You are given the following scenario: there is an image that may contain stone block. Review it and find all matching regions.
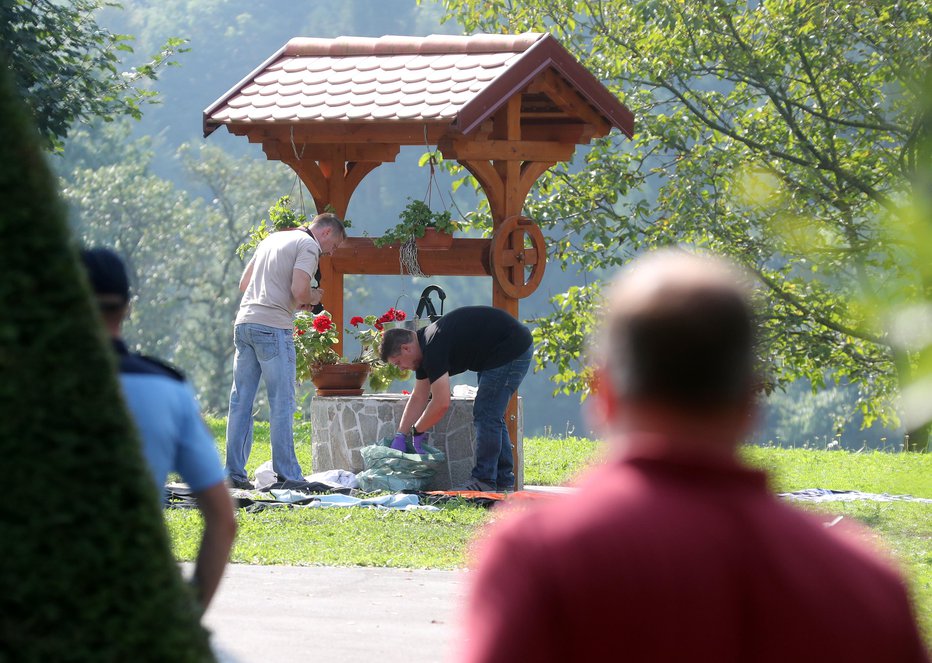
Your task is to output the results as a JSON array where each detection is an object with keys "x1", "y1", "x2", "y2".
[{"x1": 310, "y1": 394, "x2": 523, "y2": 490}]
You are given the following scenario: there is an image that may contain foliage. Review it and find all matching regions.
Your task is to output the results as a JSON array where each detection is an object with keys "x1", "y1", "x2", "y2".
[
  {"x1": 236, "y1": 195, "x2": 306, "y2": 259},
  {"x1": 347, "y1": 308, "x2": 412, "y2": 391},
  {"x1": 174, "y1": 145, "x2": 296, "y2": 412},
  {"x1": 294, "y1": 311, "x2": 341, "y2": 378},
  {"x1": 62, "y1": 134, "x2": 295, "y2": 413},
  {"x1": 62, "y1": 143, "x2": 206, "y2": 358},
  {"x1": 523, "y1": 434, "x2": 605, "y2": 486},
  {"x1": 0, "y1": 0, "x2": 187, "y2": 152},
  {"x1": 0, "y1": 55, "x2": 209, "y2": 659},
  {"x1": 366, "y1": 361, "x2": 411, "y2": 392},
  {"x1": 530, "y1": 283, "x2": 602, "y2": 396},
  {"x1": 373, "y1": 198, "x2": 459, "y2": 247},
  {"x1": 439, "y1": 0, "x2": 932, "y2": 444},
  {"x1": 754, "y1": 379, "x2": 902, "y2": 450},
  {"x1": 295, "y1": 309, "x2": 412, "y2": 389}
]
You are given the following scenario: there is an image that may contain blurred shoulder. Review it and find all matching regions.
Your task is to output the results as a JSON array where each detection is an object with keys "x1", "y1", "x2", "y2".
[{"x1": 119, "y1": 352, "x2": 185, "y2": 383}]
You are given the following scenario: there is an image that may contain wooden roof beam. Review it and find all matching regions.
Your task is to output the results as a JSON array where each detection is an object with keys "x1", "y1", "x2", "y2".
[
  {"x1": 437, "y1": 137, "x2": 574, "y2": 162},
  {"x1": 328, "y1": 237, "x2": 492, "y2": 276},
  {"x1": 263, "y1": 141, "x2": 400, "y2": 163},
  {"x1": 529, "y1": 69, "x2": 612, "y2": 138},
  {"x1": 227, "y1": 122, "x2": 452, "y2": 145}
]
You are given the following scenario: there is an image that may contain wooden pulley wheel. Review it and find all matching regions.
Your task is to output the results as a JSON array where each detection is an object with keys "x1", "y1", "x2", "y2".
[{"x1": 490, "y1": 215, "x2": 546, "y2": 298}]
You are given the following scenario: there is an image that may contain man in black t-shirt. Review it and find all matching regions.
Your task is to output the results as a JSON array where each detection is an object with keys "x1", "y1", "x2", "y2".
[{"x1": 379, "y1": 306, "x2": 533, "y2": 491}]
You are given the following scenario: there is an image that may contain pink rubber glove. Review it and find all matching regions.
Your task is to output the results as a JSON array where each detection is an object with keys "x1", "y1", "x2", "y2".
[{"x1": 390, "y1": 432, "x2": 407, "y2": 452}]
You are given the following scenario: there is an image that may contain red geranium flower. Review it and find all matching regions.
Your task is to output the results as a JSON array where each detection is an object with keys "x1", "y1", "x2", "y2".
[
  {"x1": 394, "y1": 310, "x2": 407, "y2": 321},
  {"x1": 296, "y1": 329, "x2": 306, "y2": 336},
  {"x1": 313, "y1": 314, "x2": 333, "y2": 333},
  {"x1": 374, "y1": 321, "x2": 384, "y2": 331},
  {"x1": 349, "y1": 316, "x2": 364, "y2": 327}
]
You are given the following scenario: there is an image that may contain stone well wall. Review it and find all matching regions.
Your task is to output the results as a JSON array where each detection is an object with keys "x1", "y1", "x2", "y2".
[{"x1": 309, "y1": 394, "x2": 523, "y2": 490}]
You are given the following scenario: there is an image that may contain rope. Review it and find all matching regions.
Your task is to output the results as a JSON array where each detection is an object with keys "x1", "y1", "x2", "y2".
[
  {"x1": 422, "y1": 125, "x2": 449, "y2": 213},
  {"x1": 290, "y1": 126, "x2": 308, "y2": 222},
  {"x1": 400, "y1": 238, "x2": 426, "y2": 277},
  {"x1": 421, "y1": 124, "x2": 476, "y2": 231}
]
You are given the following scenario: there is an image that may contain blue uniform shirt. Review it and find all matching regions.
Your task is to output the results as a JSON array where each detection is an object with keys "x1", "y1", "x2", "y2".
[{"x1": 114, "y1": 339, "x2": 224, "y2": 492}]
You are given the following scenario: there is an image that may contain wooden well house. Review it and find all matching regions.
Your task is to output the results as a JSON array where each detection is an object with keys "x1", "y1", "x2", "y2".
[{"x1": 204, "y1": 32, "x2": 633, "y2": 470}]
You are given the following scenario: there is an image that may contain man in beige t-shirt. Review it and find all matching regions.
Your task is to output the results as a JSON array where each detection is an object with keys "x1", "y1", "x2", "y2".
[{"x1": 225, "y1": 213, "x2": 346, "y2": 489}]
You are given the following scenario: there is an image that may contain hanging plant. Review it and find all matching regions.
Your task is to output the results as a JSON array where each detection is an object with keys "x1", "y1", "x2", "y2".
[
  {"x1": 235, "y1": 196, "x2": 305, "y2": 259},
  {"x1": 373, "y1": 198, "x2": 459, "y2": 248},
  {"x1": 236, "y1": 198, "x2": 350, "y2": 259}
]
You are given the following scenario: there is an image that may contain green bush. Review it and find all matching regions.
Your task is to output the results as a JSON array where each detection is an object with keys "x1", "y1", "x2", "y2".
[{"x1": 0, "y1": 59, "x2": 212, "y2": 660}]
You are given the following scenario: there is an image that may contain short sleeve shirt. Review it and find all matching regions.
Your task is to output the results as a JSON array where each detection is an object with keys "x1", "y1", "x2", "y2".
[
  {"x1": 414, "y1": 306, "x2": 532, "y2": 383},
  {"x1": 236, "y1": 229, "x2": 320, "y2": 329},
  {"x1": 115, "y1": 340, "x2": 224, "y2": 493}
]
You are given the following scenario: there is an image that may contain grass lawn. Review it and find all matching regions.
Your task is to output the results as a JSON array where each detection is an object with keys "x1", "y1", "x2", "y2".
[{"x1": 166, "y1": 416, "x2": 931, "y2": 643}]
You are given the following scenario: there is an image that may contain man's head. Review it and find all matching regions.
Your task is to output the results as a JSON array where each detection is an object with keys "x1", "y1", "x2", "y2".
[
  {"x1": 380, "y1": 328, "x2": 422, "y2": 371},
  {"x1": 80, "y1": 247, "x2": 130, "y2": 334},
  {"x1": 307, "y1": 213, "x2": 347, "y2": 255},
  {"x1": 591, "y1": 249, "x2": 757, "y2": 446}
]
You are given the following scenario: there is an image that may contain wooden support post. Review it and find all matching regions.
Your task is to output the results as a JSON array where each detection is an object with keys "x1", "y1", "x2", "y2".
[{"x1": 490, "y1": 95, "x2": 525, "y2": 489}]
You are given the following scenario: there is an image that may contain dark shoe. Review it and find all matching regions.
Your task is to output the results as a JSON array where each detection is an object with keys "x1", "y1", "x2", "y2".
[
  {"x1": 455, "y1": 478, "x2": 496, "y2": 492},
  {"x1": 227, "y1": 476, "x2": 254, "y2": 490}
]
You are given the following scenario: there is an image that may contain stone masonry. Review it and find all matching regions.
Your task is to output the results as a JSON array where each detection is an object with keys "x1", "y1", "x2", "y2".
[{"x1": 309, "y1": 394, "x2": 523, "y2": 490}]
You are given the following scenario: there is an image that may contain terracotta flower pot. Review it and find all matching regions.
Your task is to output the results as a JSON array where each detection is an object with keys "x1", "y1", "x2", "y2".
[
  {"x1": 310, "y1": 362, "x2": 370, "y2": 396},
  {"x1": 415, "y1": 227, "x2": 454, "y2": 250}
]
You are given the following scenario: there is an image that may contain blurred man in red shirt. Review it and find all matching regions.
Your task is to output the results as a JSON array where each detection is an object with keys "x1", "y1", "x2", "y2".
[{"x1": 459, "y1": 249, "x2": 929, "y2": 663}]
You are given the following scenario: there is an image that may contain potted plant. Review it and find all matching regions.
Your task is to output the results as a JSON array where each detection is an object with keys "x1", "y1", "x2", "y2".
[
  {"x1": 237, "y1": 197, "x2": 350, "y2": 259},
  {"x1": 293, "y1": 311, "x2": 363, "y2": 395},
  {"x1": 373, "y1": 198, "x2": 459, "y2": 250},
  {"x1": 348, "y1": 308, "x2": 412, "y2": 392},
  {"x1": 236, "y1": 196, "x2": 305, "y2": 259},
  {"x1": 294, "y1": 308, "x2": 411, "y2": 395}
]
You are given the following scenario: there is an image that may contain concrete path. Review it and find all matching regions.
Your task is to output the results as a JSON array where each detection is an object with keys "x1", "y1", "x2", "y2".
[{"x1": 200, "y1": 564, "x2": 468, "y2": 663}]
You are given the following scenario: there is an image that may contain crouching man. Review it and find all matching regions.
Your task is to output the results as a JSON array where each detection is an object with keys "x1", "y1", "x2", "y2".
[{"x1": 380, "y1": 306, "x2": 533, "y2": 492}]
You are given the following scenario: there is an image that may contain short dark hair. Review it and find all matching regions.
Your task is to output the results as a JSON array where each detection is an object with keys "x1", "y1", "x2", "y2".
[
  {"x1": 379, "y1": 328, "x2": 416, "y2": 362},
  {"x1": 602, "y1": 253, "x2": 755, "y2": 411},
  {"x1": 310, "y1": 212, "x2": 347, "y2": 241}
]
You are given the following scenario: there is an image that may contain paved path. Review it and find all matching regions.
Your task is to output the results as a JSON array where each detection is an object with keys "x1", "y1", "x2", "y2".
[{"x1": 200, "y1": 564, "x2": 468, "y2": 663}]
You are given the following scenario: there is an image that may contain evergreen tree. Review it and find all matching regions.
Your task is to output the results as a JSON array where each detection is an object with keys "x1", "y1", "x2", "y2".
[{"x1": 0, "y1": 58, "x2": 213, "y2": 661}]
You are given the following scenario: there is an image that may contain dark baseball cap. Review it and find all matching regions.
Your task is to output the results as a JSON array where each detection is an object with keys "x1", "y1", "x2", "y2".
[{"x1": 80, "y1": 247, "x2": 130, "y2": 305}]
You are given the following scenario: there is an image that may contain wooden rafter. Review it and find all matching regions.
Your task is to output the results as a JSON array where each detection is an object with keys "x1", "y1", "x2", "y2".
[
  {"x1": 437, "y1": 137, "x2": 574, "y2": 162},
  {"x1": 529, "y1": 69, "x2": 612, "y2": 138}
]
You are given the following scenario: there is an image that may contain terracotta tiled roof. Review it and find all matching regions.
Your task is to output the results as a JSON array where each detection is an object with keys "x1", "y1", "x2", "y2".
[{"x1": 203, "y1": 32, "x2": 633, "y2": 139}]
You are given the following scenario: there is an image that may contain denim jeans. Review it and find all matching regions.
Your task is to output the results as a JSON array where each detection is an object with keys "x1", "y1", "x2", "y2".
[
  {"x1": 225, "y1": 323, "x2": 304, "y2": 482},
  {"x1": 472, "y1": 345, "x2": 533, "y2": 487}
]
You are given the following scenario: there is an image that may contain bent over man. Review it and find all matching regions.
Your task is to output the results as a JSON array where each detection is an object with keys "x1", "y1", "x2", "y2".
[{"x1": 380, "y1": 305, "x2": 533, "y2": 491}]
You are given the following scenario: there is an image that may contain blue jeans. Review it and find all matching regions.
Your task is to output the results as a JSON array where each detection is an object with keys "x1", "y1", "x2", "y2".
[
  {"x1": 225, "y1": 323, "x2": 304, "y2": 482},
  {"x1": 473, "y1": 345, "x2": 533, "y2": 488}
]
